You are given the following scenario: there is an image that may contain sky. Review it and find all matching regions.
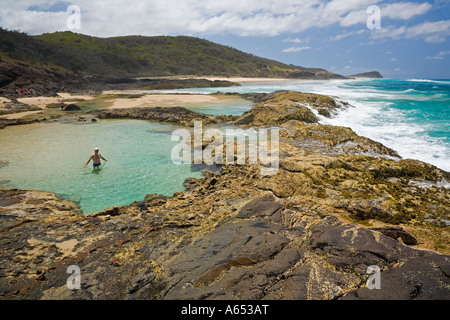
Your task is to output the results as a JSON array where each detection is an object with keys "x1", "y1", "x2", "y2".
[{"x1": 0, "y1": 0, "x2": 449, "y2": 78}]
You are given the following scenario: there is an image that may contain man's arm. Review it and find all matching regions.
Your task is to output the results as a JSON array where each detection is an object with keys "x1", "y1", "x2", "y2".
[
  {"x1": 83, "y1": 156, "x2": 93, "y2": 168},
  {"x1": 100, "y1": 155, "x2": 108, "y2": 162}
]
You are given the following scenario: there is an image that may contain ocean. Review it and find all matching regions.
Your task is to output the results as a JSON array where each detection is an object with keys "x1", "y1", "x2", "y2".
[
  {"x1": 0, "y1": 78, "x2": 448, "y2": 214},
  {"x1": 163, "y1": 78, "x2": 450, "y2": 172}
]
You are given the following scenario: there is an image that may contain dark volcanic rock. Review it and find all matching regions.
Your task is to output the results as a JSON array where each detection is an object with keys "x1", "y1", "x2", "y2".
[
  {"x1": 0, "y1": 100, "x2": 41, "y2": 115},
  {"x1": 350, "y1": 71, "x2": 383, "y2": 79},
  {"x1": 0, "y1": 163, "x2": 449, "y2": 300},
  {"x1": 236, "y1": 195, "x2": 283, "y2": 219},
  {"x1": 0, "y1": 60, "x2": 80, "y2": 97},
  {"x1": 0, "y1": 60, "x2": 239, "y2": 97},
  {"x1": 370, "y1": 227, "x2": 418, "y2": 245},
  {"x1": 234, "y1": 91, "x2": 347, "y2": 126},
  {"x1": 0, "y1": 117, "x2": 39, "y2": 129},
  {"x1": 63, "y1": 104, "x2": 81, "y2": 111}
]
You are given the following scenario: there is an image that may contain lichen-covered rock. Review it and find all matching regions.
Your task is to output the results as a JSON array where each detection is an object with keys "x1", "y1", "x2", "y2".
[
  {"x1": 235, "y1": 91, "x2": 345, "y2": 125},
  {"x1": 280, "y1": 121, "x2": 400, "y2": 158},
  {"x1": 0, "y1": 90, "x2": 449, "y2": 300},
  {"x1": 96, "y1": 106, "x2": 217, "y2": 127}
]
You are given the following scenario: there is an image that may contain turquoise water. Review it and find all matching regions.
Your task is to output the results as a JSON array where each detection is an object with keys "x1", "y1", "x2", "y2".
[
  {"x1": 1, "y1": 78, "x2": 448, "y2": 214},
  {"x1": 163, "y1": 78, "x2": 450, "y2": 172},
  {"x1": 0, "y1": 120, "x2": 203, "y2": 214},
  {"x1": 186, "y1": 98, "x2": 252, "y2": 116}
]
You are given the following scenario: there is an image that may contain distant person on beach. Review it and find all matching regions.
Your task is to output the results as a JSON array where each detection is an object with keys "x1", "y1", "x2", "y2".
[{"x1": 84, "y1": 147, "x2": 107, "y2": 169}]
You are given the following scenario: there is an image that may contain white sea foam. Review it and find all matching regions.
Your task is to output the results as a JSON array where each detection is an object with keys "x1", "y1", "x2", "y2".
[
  {"x1": 145, "y1": 79, "x2": 450, "y2": 172},
  {"x1": 320, "y1": 98, "x2": 450, "y2": 172},
  {"x1": 406, "y1": 79, "x2": 450, "y2": 85}
]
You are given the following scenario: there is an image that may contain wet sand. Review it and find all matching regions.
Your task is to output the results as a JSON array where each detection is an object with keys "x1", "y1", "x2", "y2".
[
  {"x1": 0, "y1": 92, "x2": 247, "y2": 119},
  {"x1": 0, "y1": 76, "x2": 290, "y2": 119},
  {"x1": 103, "y1": 93, "x2": 244, "y2": 109}
]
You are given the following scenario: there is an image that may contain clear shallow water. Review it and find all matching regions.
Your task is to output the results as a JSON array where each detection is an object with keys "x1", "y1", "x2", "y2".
[
  {"x1": 162, "y1": 78, "x2": 450, "y2": 172},
  {"x1": 1, "y1": 78, "x2": 448, "y2": 214},
  {"x1": 184, "y1": 98, "x2": 252, "y2": 116},
  {"x1": 0, "y1": 120, "x2": 203, "y2": 214}
]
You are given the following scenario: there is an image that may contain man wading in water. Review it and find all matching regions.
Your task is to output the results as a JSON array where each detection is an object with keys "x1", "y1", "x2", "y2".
[{"x1": 84, "y1": 147, "x2": 108, "y2": 169}]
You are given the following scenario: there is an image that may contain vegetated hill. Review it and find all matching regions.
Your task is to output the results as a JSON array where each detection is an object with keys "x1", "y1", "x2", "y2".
[
  {"x1": 349, "y1": 71, "x2": 383, "y2": 78},
  {"x1": 0, "y1": 28, "x2": 344, "y2": 79}
]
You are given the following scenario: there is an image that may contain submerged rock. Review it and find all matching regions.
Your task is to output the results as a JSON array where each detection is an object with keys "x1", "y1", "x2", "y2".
[{"x1": 63, "y1": 104, "x2": 81, "y2": 111}]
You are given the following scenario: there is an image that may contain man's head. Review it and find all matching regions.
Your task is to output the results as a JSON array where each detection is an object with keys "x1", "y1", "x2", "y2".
[{"x1": 94, "y1": 147, "x2": 99, "y2": 153}]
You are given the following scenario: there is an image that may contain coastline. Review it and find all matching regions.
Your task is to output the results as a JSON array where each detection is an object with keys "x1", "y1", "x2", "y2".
[
  {"x1": 0, "y1": 91, "x2": 245, "y2": 119},
  {"x1": 0, "y1": 75, "x2": 346, "y2": 119},
  {"x1": 103, "y1": 92, "x2": 245, "y2": 109},
  {"x1": 181, "y1": 76, "x2": 300, "y2": 83},
  {"x1": 0, "y1": 88, "x2": 449, "y2": 300}
]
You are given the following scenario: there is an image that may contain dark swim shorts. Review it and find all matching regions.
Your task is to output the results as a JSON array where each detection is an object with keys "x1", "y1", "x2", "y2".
[{"x1": 93, "y1": 163, "x2": 101, "y2": 168}]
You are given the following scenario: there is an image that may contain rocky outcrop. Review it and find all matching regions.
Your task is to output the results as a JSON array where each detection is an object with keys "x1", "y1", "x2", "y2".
[
  {"x1": 279, "y1": 120, "x2": 400, "y2": 158},
  {"x1": 63, "y1": 104, "x2": 81, "y2": 111},
  {"x1": 0, "y1": 149, "x2": 449, "y2": 300},
  {"x1": 0, "y1": 100, "x2": 41, "y2": 115},
  {"x1": 0, "y1": 61, "x2": 239, "y2": 98},
  {"x1": 235, "y1": 91, "x2": 348, "y2": 126},
  {"x1": 0, "y1": 62, "x2": 238, "y2": 99},
  {"x1": 0, "y1": 117, "x2": 40, "y2": 129},
  {"x1": 0, "y1": 90, "x2": 449, "y2": 300},
  {"x1": 349, "y1": 71, "x2": 383, "y2": 79},
  {"x1": 0, "y1": 60, "x2": 80, "y2": 97},
  {"x1": 96, "y1": 106, "x2": 217, "y2": 127}
]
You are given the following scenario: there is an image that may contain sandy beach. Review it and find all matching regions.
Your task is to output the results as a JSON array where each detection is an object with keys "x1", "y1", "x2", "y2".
[
  {"x1": 0, "y1": 93, "x2": 96, "y2": 119},
  {"x1": 0, "y1": 76, "x2": 292, "y2": 119},
  {"x1": 0, "y1": 91, "x2": 247, "y2": 119},
  {"x1": 17, "y1": 93, "x2": 95, "y2": 108},
  {"x1": 103, "y1": 93, "x2": 244, "y2": 109}
]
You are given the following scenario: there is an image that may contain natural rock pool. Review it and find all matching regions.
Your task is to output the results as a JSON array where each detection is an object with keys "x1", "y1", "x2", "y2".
[{"x1": 0, "y1": 119, "x2": 204, "y2": 214}]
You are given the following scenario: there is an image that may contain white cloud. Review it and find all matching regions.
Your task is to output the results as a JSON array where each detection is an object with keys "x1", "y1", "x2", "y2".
[
  {"x1": 382, "y1": 2, "x2": 432, "y2": 20},
  {"x1": 0, "y1": 0, "x2": 437, "y2": 38},
  {"x1": 282, "y1": 46, "x2": 311, "y2": 53},
  {"x1": 405, "y1": 20, "x2": 450, "y2": 43},
  {"x1": 340, "y1": 2, "x2": 432, "y2": 27},
  {"x1": 0, "y1": 0, "x2": 322, "y2": 36},
  {"x1": 329, "y1": 29, "x2": 365, "y2": 41},
  {"x1": 370, "y1": 20, "x2": 450, "y2": 43},
  {"x1": 426, "y1": 50, "x2": 450, "y2": 60},
  {"x1": 370, "y1": 25, "x2": 407, "y2": 40},
  {"x1": 284, "y1": 37, "x2": 309, "y2": 44}
]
